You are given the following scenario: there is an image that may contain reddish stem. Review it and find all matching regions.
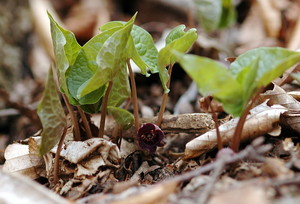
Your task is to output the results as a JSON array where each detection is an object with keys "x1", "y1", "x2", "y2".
[
  {"x1": 99, "y1": 81, "x2": 113, "y2": 138},
  {"x1": 78, "y1": 107, "x2": 93, "y2": 139},
  {"x1": 112, "y1": 124, "x2": 121, "y2": 145},
  {"x1": 62, "y1": 94, "x2": 81, "y2": 141},
  {"x1": 156, "y1": 64, "x2": 173, "y2": 126},
  {"x1": 53, "y1": 126, "x2": 67, "y2": 185},
  {"x1": 207, "y1": 97, "x2": 222, "y2": 151},
  {"x1": 127, "y1": 59, "x2": 140, "y2": 133},
  {"x1": 231, "y1": 89, "x2": 262, "y2": 152}
]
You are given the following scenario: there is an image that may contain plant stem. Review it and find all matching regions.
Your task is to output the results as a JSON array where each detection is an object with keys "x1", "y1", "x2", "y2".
[
  {"x1": 127, "y1": 59, "x2": 140, "y2": 133},
  {"x1": 207, "y1": 97, "x2": 222, "y2": 151},
  {"x1": 231, "y1": 89, "x2": 262, "y2": 152},
  {"x1": 156, "y1": 64, "x2": 173, "y2": 126},
  {"x1": 62, "y1": 94, "x2": 81, "y2": 141},
  {"x1": 112, "y1": 124, "x2": 121, "y2": 145},
  {"x1": 99, "y1": 80, "x2": 113, "y2": 138},
  {"x1": 77, "y1": 107, "x2": 93, "y2": 139},
  {"x1": 53, "y1": 126, "x2": 67, "y2": 185}
]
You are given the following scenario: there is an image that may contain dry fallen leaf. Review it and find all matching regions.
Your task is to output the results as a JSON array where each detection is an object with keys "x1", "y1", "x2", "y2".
[
  {"x1": 262, "y1": 157, "x2": 294, "y2": 179},
  {"x1": 0, "y1": 170, "x2": 71, "y2": 204},
  {"x1": 184, "y1": 102, "x2": 287, "y2": 159},
  {"x1": 50, "y1": 137, "x2": 120, "y2": 164},
  {"x1": 199, "y1": 96, "x2": 224, "y2": 113},
  {"x1": 60, "y1": 170, "x2": 113, "y2": 199},
  {"x1": 3, "y1": 137, "x2": 45, "y2": 179},
  {"x1": 260, "y1": 84, "x2": 300, "y2": 133},
  {"x1": 236, "y1": 1, "x2": 281, "y2": 54},
  {"x1": 260, "y1": 84, "x2": 300, "y2": 110},
  {"x1": 287, "y1": 5, "x2": 300, "y2": 50},
  {"x1": 111, "y1": 181, "x2": 178, "y2": 204},
  {"x1": 78, "y1": 180, "x2": 179, "y2": 204},
  {"x1": 46, "y1": 137, "x2": 120, "y2": 199},
  {"x1": 256, "y1": 0, "x2": 282, "y2": 38},
  {"x1": 64, "y1": 0, "x2": 110, "y2": 40}
]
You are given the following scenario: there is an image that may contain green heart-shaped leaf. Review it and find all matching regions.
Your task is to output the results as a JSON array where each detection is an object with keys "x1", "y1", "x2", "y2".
[
  {"x1": 38, "y1": 67, "x2": 67, "y2": 155},
  {"x1": 231, "y1": 47, "x2": 300, "y2": 87},
  {"x1": 158, "y1": 25, "x2": 197, "y2": 93},
  {"x1": 174, "y1": 51, "x2": 243, "y2": 116},
  {"x1": 108, "y1": 60, "x2": 131, "y2": 107},
  {"x1": 101, "y1": 21, "x2": 158, "y2": 75},
  {"x1": 77, "y1": 13, "x2": 136, "y2": 98},
  {"x1": 48, "y1": 12, "x2": 81, "y2": 104},
  {"x1": 175, "y1": 47, "x2": 300, "y2": 117}
]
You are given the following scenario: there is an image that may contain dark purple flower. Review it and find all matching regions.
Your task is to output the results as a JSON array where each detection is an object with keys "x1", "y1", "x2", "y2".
[{"x1": 137, "y1": 123, "x2": 165, "y2": 152}]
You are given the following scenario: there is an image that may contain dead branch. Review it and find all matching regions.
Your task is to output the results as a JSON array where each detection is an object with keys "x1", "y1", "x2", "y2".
[
  {"x1": 172, "y1": 137, "x2": 272, "y2": 183},
  {"x1": 105, "y1": 113, "x2": 214, "y2": 138},
  {"x1": 197, "y1": 156, "x2": 226, "y2": 204}
]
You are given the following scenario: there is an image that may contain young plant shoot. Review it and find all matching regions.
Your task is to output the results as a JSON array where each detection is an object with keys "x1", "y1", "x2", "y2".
[
  {"x1": 174, "y1": 47, "x2": 300, "y2": 152},
  {"x1": 156, "y1": 25, "x2": 198, "y2": 126},
  {"x1": 47, "y1": 12, "x2": 165, "y2": 153},
  {"x1": 48, "y1": 13, "x2": 137, "y2": 138},
  {"x1": 98, "y1": 20, "x2": 159, "y2": 134}
]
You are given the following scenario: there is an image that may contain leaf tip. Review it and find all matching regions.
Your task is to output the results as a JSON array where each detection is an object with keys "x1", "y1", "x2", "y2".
[
  {"x1": 47, "y1": 11, "x2": 55, "y2": 21},
  {"x1": 129, "y1": 12, "x2": 138, "y2": 23}
]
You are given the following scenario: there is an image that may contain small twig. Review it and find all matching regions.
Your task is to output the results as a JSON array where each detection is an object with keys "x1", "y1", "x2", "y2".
[
  {"x1": 170, "y1": 138, "x2": 271, "y2": 183},
  {"x1": 99, "y1": 80, "x2": 113, "y2": 138},
  {"x1": 156, "y1": 64, "x2": 173, "y2": 126},
  {"x1": 231, "y1": 88, "x2": 263, "y2": 152},
  {"x1": 222, "y1": 171, "x2": 300, "y2": 192},
  {"x1": 198, "y1": 158, "x2": 226, "y2": 204},
  {"x1": 267, "y1": 174, "x2": 300, "y2": 187},
  {"x1": 77, "y1": 107, "x2": 93, "y2": 139},
  {"x1": 127, "y1": 59, "x2": 140, "y2": 133},
  {"x1": 61, "y1": 94, "x2": 81, "y2": 141},
  {"x1": 53, "y1": 126, "x2": 67, "y2": 185}
]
